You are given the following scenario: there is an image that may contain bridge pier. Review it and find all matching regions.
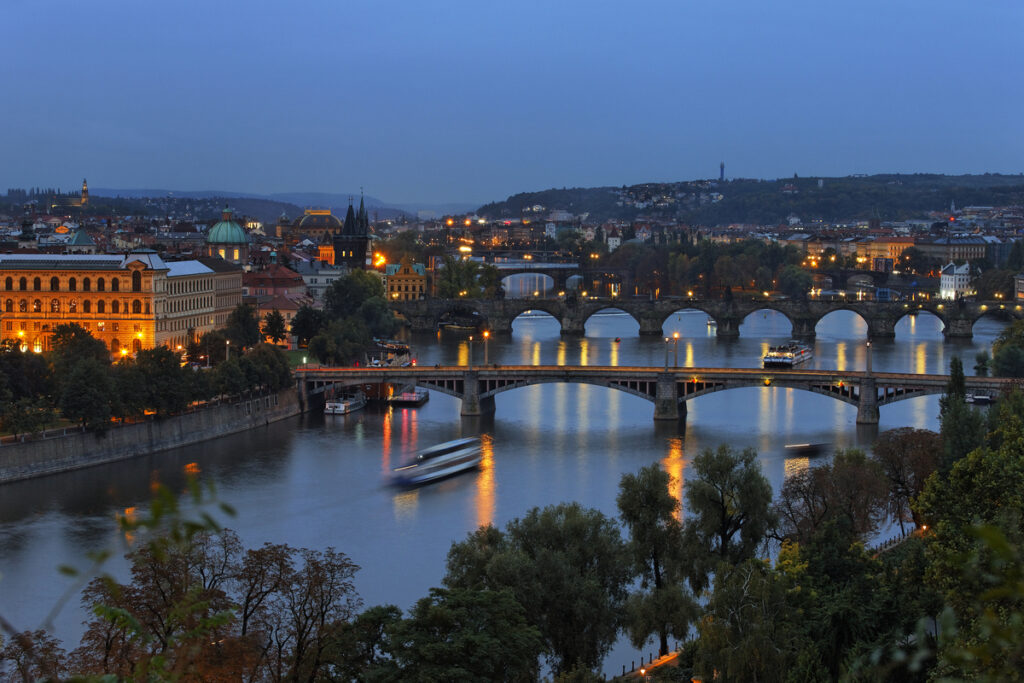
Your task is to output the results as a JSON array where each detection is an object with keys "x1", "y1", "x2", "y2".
[
  {"x1": 560, "y1": 316, "x2": 586, "y2": 336},
  {"x1": 654, "y1": 374, "x2": 681, "y2": 421},
  {"x1": 460, "y1": 371, "x2": 496, "y2": 417},
  {"x1": 791, "y1": 317, "x2": 817, "y2": 341},
  {"x1": 856, "y1": 376, "x2": 879, "y2": 424},
  {"x1": 867, "y1": 318, "x2": 896, "y2": 340},
  {"x1": 943, "y1": 317, "x2": 974, "y2": 339},
  {"x1": 486, "y1": 316, "x2": 514, "y2": 335},
  {"x1": 715, "y1": 317, "x2": 741, "y2": 339},
  {"x1": 638, "y1": 316, "x2": 664, "y2": 336}
]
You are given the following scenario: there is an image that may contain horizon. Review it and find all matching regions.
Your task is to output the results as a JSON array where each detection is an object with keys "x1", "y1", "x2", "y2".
[{"x1": 4, "y1": 1, "x2": 1021, "y2": 206}]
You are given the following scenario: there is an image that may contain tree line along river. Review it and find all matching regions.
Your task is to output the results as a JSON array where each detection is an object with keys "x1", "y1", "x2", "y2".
[{"x1": 0, "y1": 308, "x2": 1006, "y2": 675}]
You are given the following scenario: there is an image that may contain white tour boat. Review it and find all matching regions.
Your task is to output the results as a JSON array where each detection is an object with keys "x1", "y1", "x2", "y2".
[{"x1": 391, "y1": 437, "x2": 482, "y2": 486}]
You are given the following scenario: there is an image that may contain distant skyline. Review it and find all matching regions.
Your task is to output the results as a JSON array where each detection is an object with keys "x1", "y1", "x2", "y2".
[{"x1": 4, "y1": 0, "x2": 1022, "y2": 207}]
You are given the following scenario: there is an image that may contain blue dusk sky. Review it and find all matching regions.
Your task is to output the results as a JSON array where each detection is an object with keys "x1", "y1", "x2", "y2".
[{"x1": 3, "y1": 0, "x2": 1022, "y2": 206}]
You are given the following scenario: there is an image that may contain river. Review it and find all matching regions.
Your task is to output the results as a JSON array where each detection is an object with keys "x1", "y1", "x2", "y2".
[{"x1": 0, "y1": 308, "x2": 1006, "y2": 673}]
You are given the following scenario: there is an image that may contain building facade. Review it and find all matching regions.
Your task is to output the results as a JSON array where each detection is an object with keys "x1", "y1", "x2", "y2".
[
  {"x1": 0, "y1": 252, "x2": 242, "y2": 354},
  {"x1": 385, "y1": 258, "x2": 427, "y2": 301},
  {"x1": 939, "y1": 262, "x2": 972, "y2": 300}
]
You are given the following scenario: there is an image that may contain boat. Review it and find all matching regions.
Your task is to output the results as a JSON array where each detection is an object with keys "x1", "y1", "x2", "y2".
[
  {"x1": 388, "y1": 387, "x2": 430, "y2": 406},
  {"x1": 614, "y1": 337, "x2": 621, "y2": 343},
  {"x1": 966, "y1": 392, "x2": 993, "y2": 405},
  {"x1": 784, "y1": 442, "x2": 829, "y2": 457},
  {"x1": 391, "y1": 437, "x2": 482, "y2": 486},
  {"x1": 324, "y1": 392, "x2": 366, "y2": 415},
  {"x1": 762, "y1": 341, "x2": 813, "y2": 368},
  {"x1": 706, "y1": 317, "x2": 717, "y2": 328}
]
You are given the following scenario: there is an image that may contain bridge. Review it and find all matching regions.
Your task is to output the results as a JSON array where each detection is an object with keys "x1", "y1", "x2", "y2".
[
  {"x1": 390, "y1": 297, "x2": 1023, "y2": 339},
  {"x1": 295, "y1": 365, "x2": 1012, "y2": 424}
]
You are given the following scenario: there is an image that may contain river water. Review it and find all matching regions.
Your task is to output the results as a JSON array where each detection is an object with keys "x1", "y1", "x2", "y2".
[{"x1": 0, "y1": 308, "x2": 1006, "y2": 673}]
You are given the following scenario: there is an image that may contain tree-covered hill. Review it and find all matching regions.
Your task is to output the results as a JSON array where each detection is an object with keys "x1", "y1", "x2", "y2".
[{"x1": 477, "y1": 173, "x2": 1024, "y2": 225}]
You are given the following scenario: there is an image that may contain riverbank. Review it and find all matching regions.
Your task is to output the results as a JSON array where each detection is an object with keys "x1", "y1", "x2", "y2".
[{"x1": 0, "y1": 387, "x2": 303, "y2": 484}]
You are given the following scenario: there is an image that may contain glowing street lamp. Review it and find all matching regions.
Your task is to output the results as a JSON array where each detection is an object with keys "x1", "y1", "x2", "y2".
[
  {"x1": 483, "y1": 330, "x2": 490, "y2": 365},
  {"x1": 226, "y1": 339, "x2": 231, "y2": 361},
  {"x1": 672, "y1": 331, "x2": 679, "y2": 367}
]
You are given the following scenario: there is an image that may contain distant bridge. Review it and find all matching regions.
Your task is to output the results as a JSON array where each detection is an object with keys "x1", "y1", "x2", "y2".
[
  {"x1": 295, "y1": 365, "x2": 1013, "y2": 424},
  {"x1": 390, "y1": 297, "x2": 1023, "y2": 339}
]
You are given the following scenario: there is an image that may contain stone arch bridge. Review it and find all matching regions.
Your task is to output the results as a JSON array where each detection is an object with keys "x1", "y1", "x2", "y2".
[
  {"x1": 296, "y1": 365, "x2": 1012, "y2": 425},
  {"x1": 390, "y1": 297, "x2": 1023, "y2": 340}
]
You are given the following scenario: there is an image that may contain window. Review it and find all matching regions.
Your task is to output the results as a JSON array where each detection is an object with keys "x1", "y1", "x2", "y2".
[
  {"x1": 145, "y1": 303, "x2": 150, "y2": 314},
  {"x1": 110, "y1": 338, "x2": 119, "y2": 353},
  {"x1": 33, "y1": 277, "x2": 41, "y2": 291},
  {"x1": 4, "y1": 277, "x2": 11, "y2": 290},
  {"x1": 68, "y1": 278, "x2": 77, "y2": 292},
  {"x1": 111, "y1": 278, "x2": 120, "y2": 292},
  {"x1": 32, "y1": 299, "x2": 41, "y2": 312},
  {"x1": 132, "y1": 300, "x2": 141, "y2": 314},
  {"x1": 18, "y1": 277, "x2": 26, "y2": 291},
  {"x1": 111, "y1": 300, "x2": 120, "y2": 314},
  {"x1": 4, "y1": 322, "x2": 9, "y2": 331},
  {"x1": 97, "y1": 300, "x2": 105, "y2": 314},
  {"x1": 50, "y1": 277, "x2": 59, "y2": 291},
  {"x1": 83, "y1": 300, "x2": 91, "y2": 313},
  {"x1": 4, "y1": 299, "x2": 10, "y2": 313},
  {"x1": 50, "y1": 299, "x2": 60, "y2": 313},
  {"x1": 18, "y1": 299, "x2": 26, "y2": 312},
  {"x1": 68, "y1": 300, "x2": 77, "y2": 313},
  {"x1": 97, "y1": 278, "x2": 105, "y2": 292},
  {"x1": 132, "y1": 271, "x2": 141, "y2": 292},
  {"x1": 83, "y1": 277, "x2": 91, "y2": 291}
]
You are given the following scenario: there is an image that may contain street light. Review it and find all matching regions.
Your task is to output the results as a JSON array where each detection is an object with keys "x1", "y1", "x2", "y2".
[
  {"x1": 672, "y1": 331, "x2": 679, "y2": 367},
  {"x1": 483, "y1": 330, "x2": 490, "y2": 366},
  {"x1": 468, "y1": 335, "x2": 474, "y2": 369},
  {"x1": 226, "y1": 339, "x2": 231, "y2": 361},
  {"x1": 664, "y1": 337, "x2": 670, "y2": 370},
  {"x1": 866, "y1": 340, "x2": 872, "y2": 374}
]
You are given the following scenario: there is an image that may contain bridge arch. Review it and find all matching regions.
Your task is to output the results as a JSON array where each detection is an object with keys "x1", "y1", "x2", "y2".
[
  {"x1": 581, "y1": 306, "x2": 641, "y2": 337},
  {"x1": 658, "y1": 306, "x2": 718, "y2": 335},
  {"x1": 501, "y1": 272, "x2": 555, "y2": 299},
  {"x1": 738, "y1": 307, "x2": 796, "y2": 337},
  {"x1": 893, "y1": 309, "x2": 947, "y2": 339},
  {"x1": 815, "y1": 308, "x2": 869, "y2": 338}
]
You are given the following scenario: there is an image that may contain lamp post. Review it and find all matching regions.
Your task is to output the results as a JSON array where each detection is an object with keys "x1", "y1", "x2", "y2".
[
  {"x1": 226, "y1": 339, "x2": 231, "y2": 361},
  {"x1": 866, "y1": 340, "x2": 872, "y2": 374},
  {"x1": 672, "y1": 331, "x2": 679, "y2": 368},
  {"x1": 483, "y1": 330, "x2": 490, "y2": 366},
  {"x1": 468, "y1": 335, "x2": 474, "y2": 369},
  {"x1": 663, "y1": 337, "x2": 670, "y2": 370}
]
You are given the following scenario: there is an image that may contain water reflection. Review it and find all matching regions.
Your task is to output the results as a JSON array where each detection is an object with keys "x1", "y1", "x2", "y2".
[
  {"x1": 660, "y1": 437, "x2": 685, "y2": 521},
  {"x1": 475, "y1": 434, "x2": 495, "y2": 528}
]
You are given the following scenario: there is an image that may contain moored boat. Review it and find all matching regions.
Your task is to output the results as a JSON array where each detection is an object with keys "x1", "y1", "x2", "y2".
[
  {"x1": 324, "y1": 392, "x2": 366, "y2": 415},
  {"x1": 388, "y1": 387, "x2": 430, "y2": 406},
  {"x1": 391, "y1": 437, "x2": 482, "y2": 486},
  {"x1": 762, "y1": 341, "x2": 813, "y2": 368}
]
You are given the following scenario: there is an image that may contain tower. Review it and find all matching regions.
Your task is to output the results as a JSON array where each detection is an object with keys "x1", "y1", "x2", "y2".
[
  {"x1": 333, "y1": 197, "x2": 370, "y2": 270},
  {"x1": 719, "y1": 162, "x2": 724, "y2": 182},
  {"x1": 80, "y1": 178, "x2": 89, "y2": 206}
]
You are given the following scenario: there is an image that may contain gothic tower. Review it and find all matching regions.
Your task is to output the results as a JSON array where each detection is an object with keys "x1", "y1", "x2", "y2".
[{"x1": 80, "y1": 178, "x2": 89, "y2": 206}]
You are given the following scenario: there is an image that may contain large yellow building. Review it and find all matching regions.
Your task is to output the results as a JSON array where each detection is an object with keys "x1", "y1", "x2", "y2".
[{"x1": 0, "y1": 251, "x2": 241, "y2": 354}]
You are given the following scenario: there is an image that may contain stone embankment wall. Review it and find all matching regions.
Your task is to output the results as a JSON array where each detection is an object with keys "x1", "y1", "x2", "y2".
[{"x1": 0, "y1": 388, "x2": 303, "y2": 484}]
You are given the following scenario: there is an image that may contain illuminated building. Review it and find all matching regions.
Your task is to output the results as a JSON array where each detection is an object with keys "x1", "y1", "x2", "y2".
[
  {"x1": 0, "y1": 251, "x2": 241, "y2": 354},
  {"x1": 205, "y1": 206, "x2": 250, "y2": 266},
  {"x1": 385, "y1": 257, "x2": 427, "y2": 301}
]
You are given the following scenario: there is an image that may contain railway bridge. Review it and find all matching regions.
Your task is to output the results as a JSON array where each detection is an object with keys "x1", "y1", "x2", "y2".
[
  {"x1": 390, "y1": 297, "x2": 1022, "y2": 340},
  {"x1": 295, "y1": 365, "x2": 1012, "y2": 424}
]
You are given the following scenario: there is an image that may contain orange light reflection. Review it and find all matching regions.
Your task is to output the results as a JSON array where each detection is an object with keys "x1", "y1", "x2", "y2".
[
  {"x1": 660, "y1": 437, "x2": 685, "y2": 522},
  {"x1": 475, "y1": 434, "x2": 496, "y2": 528}
]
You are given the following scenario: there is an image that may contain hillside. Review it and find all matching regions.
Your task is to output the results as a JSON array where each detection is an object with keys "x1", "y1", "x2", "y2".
[{"x1": 477, "y1": 174, "x2": 1024, "y2": 225}]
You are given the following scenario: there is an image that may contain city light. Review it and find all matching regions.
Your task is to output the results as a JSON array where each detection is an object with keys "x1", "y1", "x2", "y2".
[{"x1": 373, "y1": 252, "x2": 387, "y2": 267}]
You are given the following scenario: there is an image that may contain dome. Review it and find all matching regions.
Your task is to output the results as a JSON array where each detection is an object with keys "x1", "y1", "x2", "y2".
[
  {"x1": 298, "y1": 209, "x2": 343, "y2": 231},
  {"x1": 207, "y1": 206, "x2": 248, "y2": 245}
]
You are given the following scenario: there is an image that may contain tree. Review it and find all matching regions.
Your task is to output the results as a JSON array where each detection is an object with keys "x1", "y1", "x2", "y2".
[
  {"x1": 225, "y1": 304, "x2": 262, "y2": 349},
  {"x1": 134, "y1": 346, "x2": 189, "y2": 415},
  {"x1": 435, "y1": 256, "x2": 503, "y2": 299},
  {"x1": 681, "y1": 445, "x2": 774, "y2": 591},
  {"x1": 290, "y1": 305, "x2": 325, "y2": 347},
  {"x1": 387, "y1": 588, "x2": 542, "y2": 682},
  {"x1": 444, "y1": 503, "x2": 632, "y2": 674},
  {"x1": 773, "y1": 449, "x2": 888, "y2": 545},
  {"x1": 0, "y1": 629, "x2": 67, "y2": 682},
  {"x1": 262, "y1": 309, "x2": 287, "y2": 344},
  {"x1": 777, "y1": 265, "x2": 812, "y2": 299},
  {"x1": 616, "y1": 464, "x2": 695, "y2": 657},
  {"x1": 871, "y1": 428, "x2": 941, "y2": 532},
  {"x1": 3, "y1": 397, "x2": 52, "y2": 438},
  {"x1": 309, "y1": 318, "x2": 372, "y2": 366},
  {"x1": 59, "y1": 358, "x2": 114, "y2": 431},
  {"x1": 974, "y1": 349, "x2": 991, "y2": 377},
  {"x1": 324, "y1": 270, "x2": 386, "y2": 320},
  {"x1": 939, "y1": 357, "x2": 986, "y2": 473},
  {"x1": 244, "y1": 343, "x2": 292, "y2": 391}
]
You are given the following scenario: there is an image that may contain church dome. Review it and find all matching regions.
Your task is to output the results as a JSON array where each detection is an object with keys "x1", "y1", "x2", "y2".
[{"x1": 207, "y1": 206, "x2": 247, "y2": 245}]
